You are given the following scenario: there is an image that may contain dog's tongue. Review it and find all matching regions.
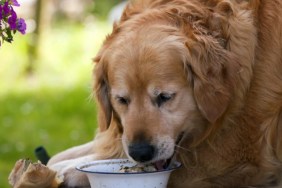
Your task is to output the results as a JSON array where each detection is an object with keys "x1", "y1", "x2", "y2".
[{"x1": 153, "y1": 160, "x2": 166, "y2": 170}]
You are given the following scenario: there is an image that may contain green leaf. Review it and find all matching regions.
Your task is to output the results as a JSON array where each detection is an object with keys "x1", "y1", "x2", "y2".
[{"x1": 5, "y1": 29, "x2": 13, "y2": 43}]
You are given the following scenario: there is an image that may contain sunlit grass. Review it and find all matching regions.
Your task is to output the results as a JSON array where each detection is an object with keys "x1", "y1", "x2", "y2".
[{"x1": 0, "y1": 21, "x2": 111, "y2": 187}]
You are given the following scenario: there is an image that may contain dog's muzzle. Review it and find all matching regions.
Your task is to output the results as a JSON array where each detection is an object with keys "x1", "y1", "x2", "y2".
[{"x1": 128, "y1": 132, "x2": 185, "y2": 170}]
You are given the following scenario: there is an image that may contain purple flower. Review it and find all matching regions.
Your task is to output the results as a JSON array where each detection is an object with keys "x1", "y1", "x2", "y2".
[
  {"x1": 17, "y1": 18, "x2": 26, "y2": 34},
  {"x1": 10, "y1": 0, "x2": 20, "y2": 6},
  {"x1": 1, "y1": 0, "x2": 26, "y2": 46},
  {"x1": 8, "y1": 8, "x2": 17, "y2": 30},
  {"x1": 0, "y1": 5, "x2": 2, "y2": 20},
  {"x1": 3, "y1": 1, "x2": 10, "y2": 15}
]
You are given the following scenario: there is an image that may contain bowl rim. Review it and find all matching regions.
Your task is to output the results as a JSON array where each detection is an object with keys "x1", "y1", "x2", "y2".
[{"x1": 76, "y1": 158, "x2": 182, "y2": 175}]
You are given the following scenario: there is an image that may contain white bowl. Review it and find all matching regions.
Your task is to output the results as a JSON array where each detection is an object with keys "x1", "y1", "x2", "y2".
[{"x1": 76, "y1": 159, "x2": 181, "y2": 188}]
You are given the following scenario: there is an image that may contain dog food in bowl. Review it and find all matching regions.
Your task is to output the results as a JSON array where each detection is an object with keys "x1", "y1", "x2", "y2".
[
  {"x1": 76, "y1": 159, "x2": 181, "y2": 188},
  {"x1": 118, "y1": 163, "x2": 157, "y2": 173}
]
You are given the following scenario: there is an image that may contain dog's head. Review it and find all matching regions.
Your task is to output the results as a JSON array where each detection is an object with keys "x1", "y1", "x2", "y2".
[{"x1": 93, "y1": 2, "x2": 241, "y2": 165}]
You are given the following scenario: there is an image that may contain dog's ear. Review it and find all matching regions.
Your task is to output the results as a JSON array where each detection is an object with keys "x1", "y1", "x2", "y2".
[
  {"x1": 92, "y1": 22, "x2": 122, "y2": 132},
  {"x1": 185, "y1": 39, "x2": 240, "y2": 123},
  {"x1": 93, "y1": 58, "x2": 112, "y2": 132}
]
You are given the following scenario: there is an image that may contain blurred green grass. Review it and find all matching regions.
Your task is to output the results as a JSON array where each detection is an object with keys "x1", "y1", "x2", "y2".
[{"x1": 0, "y1": 21, "x2": 111, "y2": 187}]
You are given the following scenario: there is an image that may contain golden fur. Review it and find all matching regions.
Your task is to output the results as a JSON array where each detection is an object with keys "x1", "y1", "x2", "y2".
[{"x1": 48, "y1": 0, "x2": 282, "y2": 187}]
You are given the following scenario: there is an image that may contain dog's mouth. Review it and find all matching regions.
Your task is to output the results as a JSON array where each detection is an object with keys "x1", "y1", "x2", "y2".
[
  {"x1": 153, "y1": 160, "x2": 168, "y2": 170},
  {"x1": 153, "y1": 132, "x2": 185, "y2": 170}
]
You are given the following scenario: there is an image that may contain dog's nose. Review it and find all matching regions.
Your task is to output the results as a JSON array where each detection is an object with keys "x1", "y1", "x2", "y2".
[{"x1": 128, "y1": 142, "x2": 155, "y2": 162}]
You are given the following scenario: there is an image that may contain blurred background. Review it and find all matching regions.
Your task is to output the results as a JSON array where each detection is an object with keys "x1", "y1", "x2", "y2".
[{"x1": 0, "y1": 0, "x2": 126, "y2": 187}]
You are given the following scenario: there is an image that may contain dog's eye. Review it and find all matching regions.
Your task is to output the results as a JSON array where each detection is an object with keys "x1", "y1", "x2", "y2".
[
  {"x1": 116, "y1": 96, "x2": 130, "y2": 105},
  {"x1": 156, "y1": 93, "x2": 175, "y2": 107}
]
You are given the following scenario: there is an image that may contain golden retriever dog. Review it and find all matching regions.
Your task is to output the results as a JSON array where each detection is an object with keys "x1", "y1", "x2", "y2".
[{"x1": 47, "y1": 0, "x2": 282, "y2": 187}]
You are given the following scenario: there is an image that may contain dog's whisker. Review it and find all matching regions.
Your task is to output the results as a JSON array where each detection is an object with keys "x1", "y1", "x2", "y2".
[{"x1": 175, "y1": 145, "x2": 192, "y2": 153}]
